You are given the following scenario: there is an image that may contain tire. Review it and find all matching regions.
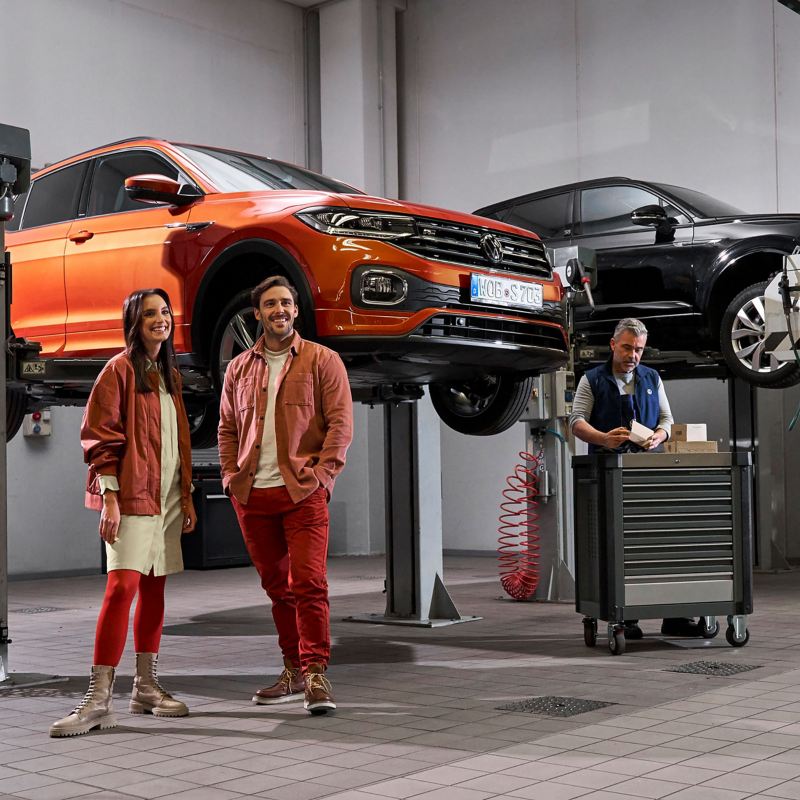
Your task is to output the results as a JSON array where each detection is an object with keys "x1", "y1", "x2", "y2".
[
  {"x1": 210, "y1": 291, "x2": 264, "y2": 391},
  {"x1": 725, "y1": 625, "x2": 750, "y2": 647},
  {"x1": 429, "y1": 374, "x2": 535, "y2": 436},
  {"x1": 720, "y1": 281, "x2": 800, "y2": 388},
  {"x1": 186, "y1": 398, "x2": 219, "y2": 450},
  {"x1": 583, "y1": 619, "x2": 597, "y2": 648},
  {"x1": 700, "y1": 618, "x2": 720, "y2": 639},
  {"x1": 6, "y1": 388, "x2": 26, "y2": 442},
  {"x1": 608, "y1": 628, "x2": 626, "y2": 656}
]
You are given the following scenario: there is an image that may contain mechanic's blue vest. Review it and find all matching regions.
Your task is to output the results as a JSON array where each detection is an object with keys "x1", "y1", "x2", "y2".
[{"x1": 585, "y1": 360, "x2": 661, "y2": 453}]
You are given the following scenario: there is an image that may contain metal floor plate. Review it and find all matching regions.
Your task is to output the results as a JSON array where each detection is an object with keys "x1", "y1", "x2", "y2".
[
  {"x1": 666, "y1": 660, "x2": 760, "y2": 676},
  {"x1": 496, "y1": 695, "x2": 616, "y2": 717}
]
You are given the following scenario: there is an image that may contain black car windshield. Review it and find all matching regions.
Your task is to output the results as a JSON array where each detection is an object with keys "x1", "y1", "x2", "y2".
[
  {"x1": 653, "y1": 182, "x2": 745, "y2": 218},
  {"x1": 173, "y1": 144, "x2": 363, "y2": 195}
]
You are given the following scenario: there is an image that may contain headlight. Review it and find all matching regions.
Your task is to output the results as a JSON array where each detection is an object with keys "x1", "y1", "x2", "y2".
[
  {"x1": 359, "y1": 270, "x2": 408, "y2": 305},
  {"x1": 296, "y1": 207, "x2": 416, "y2": 239}
]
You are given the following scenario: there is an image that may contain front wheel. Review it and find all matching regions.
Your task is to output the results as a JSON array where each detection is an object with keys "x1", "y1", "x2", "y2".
[
  {"x1": 6, "y1": 388, "x2": 26, "y2": 442},
  {"x1": 186, "y1": 398, "x2": 220, "y2": 450},
  {"x1": 720, "y1": 281, "x2": 800, "y2": 388},
  {"x1": 429, "y1": 375, "x2": 535, "y2": 436},
  {"x1": 211, "y1": 292, "x2": 264, "y2": 391}
]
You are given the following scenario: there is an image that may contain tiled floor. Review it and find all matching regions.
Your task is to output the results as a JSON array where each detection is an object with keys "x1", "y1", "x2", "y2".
[{"x1": 2, "y1": 557, "x2": 800, "y2": 800}]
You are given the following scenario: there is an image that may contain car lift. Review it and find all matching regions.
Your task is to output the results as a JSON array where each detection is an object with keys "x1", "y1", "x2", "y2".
[
  {"x1": 345, "y1": 397, "x2": 480, "y2": 627},
  {"x1": 0, "y1": 123, "x2": 31, "y2": 682}
]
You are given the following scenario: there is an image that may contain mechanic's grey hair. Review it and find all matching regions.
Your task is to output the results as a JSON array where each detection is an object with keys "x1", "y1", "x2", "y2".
[{"x1": 613, "y1": 318, "x2": 648, "y2": 339}]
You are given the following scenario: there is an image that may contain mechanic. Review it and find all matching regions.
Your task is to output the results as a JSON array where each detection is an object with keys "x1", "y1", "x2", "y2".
[
  {"x1": 569, "y1": 317, "x2": 702, "y2": 639},
  {"x1": 50, "y1": 288, "x2": 197, "y2": 738},
  {"x1": 218, "y1": 275, "x2": 353, "y2": 715}
]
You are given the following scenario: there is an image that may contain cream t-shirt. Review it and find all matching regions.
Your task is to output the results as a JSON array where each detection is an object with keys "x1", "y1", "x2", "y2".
[{"x1": 253, "y1": 346, "x2": 291, "y2": 488}]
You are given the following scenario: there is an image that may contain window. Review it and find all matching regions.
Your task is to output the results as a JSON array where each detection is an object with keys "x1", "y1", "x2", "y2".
[
  {"x1": 20, "y1": 162, "x2": 88, "y2": 229},
  {"x1": 505, "y1": 193, "x2": 572, "y2": 239},
  {"x1": 4, "y1": 190, "x2": 28, "y2": 232},
  {"x1": 87, "y1": 151, "x2": 180, "y2": 217},
  {"x1": 579, "y1": 186, "x2": 664, "y2": 236}
]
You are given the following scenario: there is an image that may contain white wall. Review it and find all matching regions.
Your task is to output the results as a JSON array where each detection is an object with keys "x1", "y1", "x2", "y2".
[
  {"x1": 5, "y1": 0, "x2": 305, "y2": 576},
  {"x1": 400, "y1": 0, "x2": 800, "y2": 553}
]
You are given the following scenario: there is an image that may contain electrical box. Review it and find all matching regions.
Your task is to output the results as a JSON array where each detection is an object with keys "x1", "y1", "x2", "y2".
[
  {"x1": 520, "y1": 370, "x2": 574, "y2": 423},
  {"x1": 23, "y1": 408, "x2": 51, "y2": 437}
]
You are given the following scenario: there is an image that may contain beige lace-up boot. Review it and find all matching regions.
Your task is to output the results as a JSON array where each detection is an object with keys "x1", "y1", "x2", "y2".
[
  {"x1": 129, "y1": 652, "x2": 188, "y2": 717},
  {"x1": 49, "y1": 665, "x2": 117, "y2": 737}
]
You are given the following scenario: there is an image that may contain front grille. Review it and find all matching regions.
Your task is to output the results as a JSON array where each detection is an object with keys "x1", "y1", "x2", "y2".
[
  {"x1": 415, "y1": 315, "x2": 567, "y2": 352},
  {"x1": 397, "y1": 217, "x2": 551, "y2": 278}
]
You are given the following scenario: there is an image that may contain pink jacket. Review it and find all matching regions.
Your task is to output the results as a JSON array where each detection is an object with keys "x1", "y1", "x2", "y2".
[{"x1": 217, "y1": 332, "x2": 353, "y2": 505}]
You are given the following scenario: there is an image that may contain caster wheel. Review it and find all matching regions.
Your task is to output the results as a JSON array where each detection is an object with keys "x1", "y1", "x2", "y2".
[
  {"x1": 701, "y1": 619, "x2": 720, "y2": 639},
  {"x1": 608, "y1": 628, "x2": 626, "y2": 656},
  {"x1": 583, "y1": 619, "x2": 597, "y2": 648},
  {"x1": 725, "y1": 625, "x2": 750, "y2": 647}
]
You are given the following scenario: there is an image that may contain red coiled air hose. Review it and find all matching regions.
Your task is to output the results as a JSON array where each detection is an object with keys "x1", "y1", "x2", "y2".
[{"x1": 498, "y1": 450, "x2": 541, "y2": 600}]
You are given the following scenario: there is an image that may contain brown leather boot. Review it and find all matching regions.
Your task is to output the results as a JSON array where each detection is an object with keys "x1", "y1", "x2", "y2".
[
  {"x1": 253, "y1": 657, "x2": 305, "y2": 704},
  {"x1": 49, "y1": 665, "x2": 117, "y2": 737},
  {"x1": 304, "y1": 663, "x2": 335, "y2": 715},
  {"x1": 129, "y1": 652, "x2": 188, "y2": 717}
]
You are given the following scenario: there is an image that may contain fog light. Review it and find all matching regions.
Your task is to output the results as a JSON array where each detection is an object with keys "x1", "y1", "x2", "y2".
[{"x1": 360, "y1": 270, "x2": 408, "y2": 305}]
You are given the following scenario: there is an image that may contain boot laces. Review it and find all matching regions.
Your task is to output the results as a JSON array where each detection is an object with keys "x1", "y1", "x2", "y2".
[
  {"x1": 305, "y1": 671, "x2": 332, "y2": 694},
  {"x1": 71, "y1": 673, "x2": 98, "y2": 714}
]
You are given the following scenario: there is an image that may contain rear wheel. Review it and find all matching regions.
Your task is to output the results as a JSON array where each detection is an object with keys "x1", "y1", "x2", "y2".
[
  {"x1": 429, "y1": 374, "x2": 535, "y2": 436},
  {"x1": 6, "y1": 388, "x2": 26, "y2": 442},
  {"x1": 720, "y1": 281, "x2": 800, "y2": 387}
]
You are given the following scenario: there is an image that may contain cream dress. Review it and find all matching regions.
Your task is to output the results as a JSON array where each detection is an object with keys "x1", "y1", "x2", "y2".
[{"x1": 105, "y1": 372, "x2": 185, "y2": 576}]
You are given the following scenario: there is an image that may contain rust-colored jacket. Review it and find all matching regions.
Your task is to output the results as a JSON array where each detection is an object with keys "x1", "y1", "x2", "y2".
[
  {"x1": 218, "y1": 332, "x2": 353, "y2": 505},
  {"x1": 81, "y1": 351, "x2": 193, "y2": 515}
]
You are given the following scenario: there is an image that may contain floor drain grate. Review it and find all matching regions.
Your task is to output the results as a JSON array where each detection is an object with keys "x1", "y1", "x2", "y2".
[
  {"x1": 496, "y1": 695, "x2": 616, "y2": 717},
  {"x1": 15, "y1": 607, "x2": 63, "y2": 614},
  {"x1": 666, "y1": 661, "x2": 761, "y2": 676}
]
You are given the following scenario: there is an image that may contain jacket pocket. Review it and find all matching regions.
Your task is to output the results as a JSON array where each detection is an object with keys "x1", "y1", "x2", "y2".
[
  {"x1": 235, "y1": 377, "x2": 256, "y2": 411},
  {"x1": 283, "y1": 374, "x2": 312, "y2": 406}
]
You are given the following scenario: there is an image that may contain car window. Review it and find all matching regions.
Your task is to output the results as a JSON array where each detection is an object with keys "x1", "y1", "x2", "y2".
[
  {"x1": 87, "y1": 151, "x2": 180, "y2": 217},
  {"x1": 4, "y1": 189, "x2": 28, "y2": 232},
  {"x1": 505, "y1": 192, "x2": 572, "y2": 239},
  {"x1": 580, "y1": 186, "x2": 665, "y2": 235},
  {"x1": 20, "y1": 162, "x2": 88, "y2": 229}
]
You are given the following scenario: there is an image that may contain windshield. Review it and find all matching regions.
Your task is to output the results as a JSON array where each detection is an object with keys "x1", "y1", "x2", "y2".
[
  {"x1": 174, "y1": 144, "x2": 363, "y2": 195},
  {"x1": 653, "y1": 182, "x2": 745, "y2": 218}
]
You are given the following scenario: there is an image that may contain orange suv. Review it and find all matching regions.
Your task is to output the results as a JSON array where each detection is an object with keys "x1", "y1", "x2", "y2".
[{"x1": 6, "y1": 137, "x2": 568, "y2": 442}]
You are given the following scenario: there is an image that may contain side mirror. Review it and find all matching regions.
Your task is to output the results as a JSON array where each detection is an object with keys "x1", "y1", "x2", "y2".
[
  {"x1": 631, "y1": 204, "x2": 668, "y2": 227},
  {"x1": 124, "y1": 174, "x2": 201, "y2": 207}
]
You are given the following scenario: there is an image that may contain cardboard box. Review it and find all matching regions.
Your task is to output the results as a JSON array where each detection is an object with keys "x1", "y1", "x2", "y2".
[
  {"x1": 671, "y1": 423, "x2": 708, "y2": 442},
  {"x1": 664, "y1": 440, "x2": 718, "y2": 453}
]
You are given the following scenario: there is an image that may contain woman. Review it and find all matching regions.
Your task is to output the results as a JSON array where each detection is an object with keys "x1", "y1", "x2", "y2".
[{"x1": 50, "y1": 288, "x2": 197, "y2": 737}]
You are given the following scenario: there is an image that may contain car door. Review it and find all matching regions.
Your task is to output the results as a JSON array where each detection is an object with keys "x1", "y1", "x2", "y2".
[
  {"x1": 63, "y1": 149, "x2": 197, "y2": 356},
  {"x1": 571, "y1": 184, "x2": 695, "y2": 330},
  {"x1": 6, "y1": 160, "x2": 89, "y2": 354}
]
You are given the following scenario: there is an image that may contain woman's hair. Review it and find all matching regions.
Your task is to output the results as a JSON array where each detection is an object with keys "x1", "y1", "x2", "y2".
[{"x1": 122, "y1": 288, "x2": 178, "y2": 395}]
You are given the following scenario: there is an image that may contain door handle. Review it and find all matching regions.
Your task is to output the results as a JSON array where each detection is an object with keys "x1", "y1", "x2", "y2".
[{"x1": 69, "y1": 229, "x2": 94, "y2": 243}]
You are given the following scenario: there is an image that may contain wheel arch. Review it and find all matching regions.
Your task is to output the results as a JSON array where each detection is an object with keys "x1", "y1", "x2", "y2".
[
  {"x1": 190, "y1": 239, "x2": 317, "y2": 362},
  {"x1": 704, "y1": 246, "x2": 789, "y2": 338}
]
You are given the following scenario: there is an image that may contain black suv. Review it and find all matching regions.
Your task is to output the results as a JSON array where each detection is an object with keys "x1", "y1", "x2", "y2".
[{"x1": 476, "y1": 177, "x2": 800, "y2": 387}]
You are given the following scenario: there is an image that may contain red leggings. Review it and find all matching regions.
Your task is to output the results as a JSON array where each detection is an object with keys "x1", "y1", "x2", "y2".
[{"x1": 93, "y1": 569, "x2": 166, "y2": 666}]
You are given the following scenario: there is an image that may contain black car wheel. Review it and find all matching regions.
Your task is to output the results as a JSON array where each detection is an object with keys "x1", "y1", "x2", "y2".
[
  {"x1": 429, "y1": 374, "x2": 534, "y2": 436},
  {"x1": 6, "y1": 388, "x2": 26, "y2": 442},
  {"x1": 186, "y1": 398, "x2": 220, "y2": 449},
  {"x1": 211, "y1": 291, "x2": 264, "y2": 391},
  {"x1": 720, "y1": 281, "x2": 800, "y2": 388}
]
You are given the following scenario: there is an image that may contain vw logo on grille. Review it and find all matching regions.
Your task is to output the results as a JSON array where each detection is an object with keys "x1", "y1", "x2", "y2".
[{"x1": 480, "y1": 233, "x2": 503, "y2": 264}]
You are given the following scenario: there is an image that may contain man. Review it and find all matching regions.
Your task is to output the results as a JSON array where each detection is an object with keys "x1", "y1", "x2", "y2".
[
  {"x1": 218, "y1": 275, "x2": 353, "y2": 714},
  {"x1": 569, "y1": 317, "x2": 701, "y2": 638}
]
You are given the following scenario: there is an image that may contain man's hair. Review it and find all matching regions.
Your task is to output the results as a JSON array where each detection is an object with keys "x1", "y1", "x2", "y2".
[
  {"x1": 251, "y1": 275, "x2": 299, "y2": 309},
  {"x1": 613, "y1": 318, "x2": 648, "y2": 339}
]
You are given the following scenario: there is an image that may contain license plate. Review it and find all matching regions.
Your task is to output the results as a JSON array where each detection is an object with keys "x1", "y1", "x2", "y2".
[{"x1": 469, "y1": 274, "x2": 543, "y2": 310}]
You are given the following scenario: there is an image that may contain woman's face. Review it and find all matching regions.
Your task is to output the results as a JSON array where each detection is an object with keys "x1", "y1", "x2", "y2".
[{"x1": 139, "y1": 293, "x2": 172, "y2": 355}]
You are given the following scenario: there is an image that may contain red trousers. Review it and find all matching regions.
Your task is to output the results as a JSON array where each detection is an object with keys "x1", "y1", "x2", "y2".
[
  {"x1": 94, "y1": 569, "x2": 166, "y2": 666},
  {"x1": 232, "y1": 486, "x2": 330, "y2": 670}
]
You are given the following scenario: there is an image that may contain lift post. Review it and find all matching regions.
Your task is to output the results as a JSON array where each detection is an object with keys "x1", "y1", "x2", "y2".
[
  {"x1": 345, "y1": 398, "x2": 479, "y2": 627},
  {"x1": 0, "y1": 124, "x2": 31, "y2": 681}
]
